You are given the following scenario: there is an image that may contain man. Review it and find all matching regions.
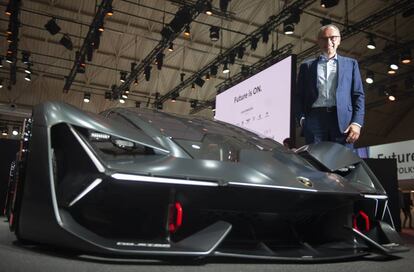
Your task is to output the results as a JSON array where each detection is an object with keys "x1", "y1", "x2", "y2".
[{"x1": 295, "y1": 24, "x2": 365, "y2": 149}]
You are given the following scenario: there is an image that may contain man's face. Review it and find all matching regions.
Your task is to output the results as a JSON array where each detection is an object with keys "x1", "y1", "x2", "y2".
[{"x1": 318, "y1": 27, "x2": 341, "y2": 56}]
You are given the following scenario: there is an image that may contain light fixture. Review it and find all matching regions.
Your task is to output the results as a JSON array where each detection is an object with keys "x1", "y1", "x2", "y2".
[
  {"x1": 12, "y1": 127, "x2": 19, "y2": 136},
  {"x1": 120, "y1": 71, "x2": 127, "y2": 82},
  {"x1": 237, "y1": 46, "x2": 245, "y2": 59},
  {"x1": 205, "y1": 1, "x2": 213, "y2": 15},
  {"x1": 1, "y1": 127, "x2": 8, "y2": 136},
  {"x1": 24, "y1": 74, "x2": 31, "y2": 81},
  {"x1": 184, "y1": 25, "x2": 191, "y2": 37},
  {"x1": 156, "y1": 53, "x2": 164, "y2": 70},
  {"x1": 210, "y1": 65, "x2": 218, "y2": 76},
  {"x1": 191, "y1": 83, "x2": 195, "y2": 90},
  {"x1": 44, "y1": 18, "x2": 61, "y2": 35},
  {"x1": 22, "y1": 51, "x2": 30, "y2": 64},
  {"x1": 105, "y1": 91, "x2": 112, "y2": 100},
  {"x1": 168, "y1": 42, "x2": 174, "y2": 52},
  {"x1": 98, "y1": 22, "x2": 104, "y2": 32},
  {"x1": 365, "y1": 71, "x2": 374, "y2": 84},
  {"x1": 366, "y1": 35, "x2": 376, "y2": 50},
  {"x1": 387, "y1": 69, "x2": 396, "y2": 75},
  {"x1": 171, "y1": 92, "x2": 179, "y2": 102},
  {"x1": 205, "y1": 73, "x2": 210, "y2": 80},
  {"x1": 222, "y1": 62, "x2": 229, "y2": 74},
  {"x1": 60, "y1": 34, "x2": 73, "y2": 50},
  {"x1": 190, "y1": 100, "x2": 198, "y2": 108},
  {"x1": 210, "y1": 26, "x2": 220, "y2": 41},
  {"x1": 0, "y1": 79, "x2": 3, "y2": 88},
  {"x1": 320, "y1": 0, "x2": 339, "y2": 8},
  {"x1": 24, "y1": 63, "x2": 32, "y2": 74},
  {"x1": 119, "y1": 98, "x2": 126, "y2": 104},
  {"x1": 180, "y1": 72, "x2": 185, "y2": 82},
  {"x1": 250, "y1": 37, "x2": 259, "y2": 50},
  {"x1": 401, "y1": 49, "x2": 412, "y2": 64},
  {"x1": 194, "y1": 77, "x2": 205, "y2": 87},
  {"x1": 83, "y1": 93, "x2": 91, "y2": 103},
  {"x1": 134, "y1": 77, "x2": 138, "y2": 86},
  {"x1": 262, "y1": 29, "x2": 270, "y2": 43},
  {"x1": 122, "y1": 93, "x2": 128, "y2": 99},
  {"x1": 0, "y1": 57, "x2": 3, "y2": 67},
  {"x1": 6, "y1": 54, "x2": 13, "y2": 64},
  {"x1": 283, "y1": 22, "x2": 294, "y2": 35},
  {"x1": 106, "y1": 4, "x2": 114, "y2": 16}
]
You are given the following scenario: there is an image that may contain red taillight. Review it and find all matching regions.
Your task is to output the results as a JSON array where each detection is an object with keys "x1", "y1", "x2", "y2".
[
  {"x1": 353, "y1": 210, "x2": 370, "y2": 232},
  {"x1": 168, "y1": 202, "x2": 183, "y2": 233}
]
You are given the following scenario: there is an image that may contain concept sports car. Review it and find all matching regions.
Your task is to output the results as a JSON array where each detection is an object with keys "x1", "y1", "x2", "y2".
[{"x1": 4, "y1": 101, "x2": 409, "y2": 261}]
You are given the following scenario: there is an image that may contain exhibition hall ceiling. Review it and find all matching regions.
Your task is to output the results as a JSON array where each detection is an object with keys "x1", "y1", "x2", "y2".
[{"x1": 1, "y1": 0, "x2": 414, "y2": 146}]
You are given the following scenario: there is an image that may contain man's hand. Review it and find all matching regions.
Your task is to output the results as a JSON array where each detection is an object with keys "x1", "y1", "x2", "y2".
[{"x1": 344, "y1": 124, "x2": 361, "y2": 143}]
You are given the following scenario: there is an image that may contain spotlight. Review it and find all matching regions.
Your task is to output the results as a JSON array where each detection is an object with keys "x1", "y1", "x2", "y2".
[
  {"x1": 194, "y1": 77, "x2": 205, "y2": 87},
  {"x1": 98, "y1": 22, "x2": 105, "y2": 32},
  {"x1": 210, "y1": 65, "x2": 218, "y2": 76},
  {"x1": 0, "y1": 79, "x2": 3, "y2": 88},
  {"x1": 122, "y1": 93, "x2": 128, "y2": 99},
  {"x1": 320, "y1": 0, "x2": 339, "y2": 8},
  {"x1": 210, "y1": 26, "x2": 220, "y2": 41},
  {"x1": 24, "y1": 63, "x2": 32, "y2": 74},
  {"x1": 205, "y1": 73, "x2": 210, "y2": 80},
  {"x1": 367, "y1": 35, "x2": 376, "y2": 50},
  {"x1": 262, "y1": 29, "x2": 270, "y2": 43},
  {"x1": 12, "y1": 127, "x2": 19, "y2": 136},
  {"x1": 205, "y1": 1, "x2": 213, "y2": 15},
  {"x1": 283, "y1": 22, "x2": 294, "y2": 35},
  {"x1": 191, "y1": 82, "x2": 195, "y2": 90},
  {"x1": 184, "y1": 25, "x2": 191, "y2": 37},
  {"x1": 237, "y1": 46, "x2": 245, "y2": 59},
  {"x1": 250, "y1": 37, "x2": 259, "y2": 50},
  {"x1": 105, "y1": 91, "x2": 112, "y2": 100},
  {"x1": 106, "y1": 4, "x2": 114, "y2": 16},
  {"x1": 25, "y1": 74, "x2": 31, "y2": 81},
  {"x1": 219, "y1": 0, "x2": 229, "y2": 12},
  {"x1": 6, "y1": 54, "x2": 13, "y2": 64},
  {"x1": 401, "y1": 49, "x2": 412, "y2": 64},
  {"x1": 144, "y1": 65, "x2": 151, "y2": 81},
  {"x1": 120, "y1": 71, "x2": 127, "y2": 82},
  {"x1": 60, "y1": 34, "x2": 73, "y2": 50},
  {"x1": 119, "y1": 98, "x2": 125, "y2": 104},
  {"x1": 168, "y1": 42, "x2": 174, "y2": 52},
  {"x1": 171, "y1": 92, "x2": 179, "y2": 102},
  {"x1": 83, "y1": 93, "x2": 91, "y2": 103},
  {"x1": 389, "y1": 62, "x2": 398, "y2": 71},
  {"x1": 156, "y1": 53, "x2": 164, "y2": 70},
  {"x1": 0, "y1": 57, "x2": 3, "y2": 67},
  {"x1": 228, "y1": 51, "x2": 236, "y2": 65},
  {"x1": 134, "y1": 77, "x2": 138, "y2": 86},
  {"x1": 45, "y1": 18, "x2": 61, "y2": 35},
  {"x1": 190, "y1": 99, "x2": 198, "y2": 108},
  {"x1": 180, "y1": 72, "x2": 185, "y2": 82},
  {"x1": 1, "y1": 127, "x2": 8, "y2": 136},
  {"x1": 222, "y1": 62, "x2": 229, "y2": 74},
  {"x1": 365, "y1": 71, "x2": 374, "y2": 84}
]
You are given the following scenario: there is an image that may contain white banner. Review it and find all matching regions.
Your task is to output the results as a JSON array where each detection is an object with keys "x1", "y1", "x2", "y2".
[{"x1": 368, "y1": 139, "x2": 414, "y2": 180}]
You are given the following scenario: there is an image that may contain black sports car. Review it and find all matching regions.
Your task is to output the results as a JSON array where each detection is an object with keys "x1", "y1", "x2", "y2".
[{"x1": 4, "y1": 101, "x2": 409, "y2": 261}]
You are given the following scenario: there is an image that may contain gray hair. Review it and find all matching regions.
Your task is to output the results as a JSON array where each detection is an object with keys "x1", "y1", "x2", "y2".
[{"x1": 318, "y1": 24, "x2": 341, "y2": 38}]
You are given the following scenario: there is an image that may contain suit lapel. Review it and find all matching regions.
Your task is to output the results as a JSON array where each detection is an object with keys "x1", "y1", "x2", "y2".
[{"x1": 337, "y1": 55, "x2": 344, "y2": 92}]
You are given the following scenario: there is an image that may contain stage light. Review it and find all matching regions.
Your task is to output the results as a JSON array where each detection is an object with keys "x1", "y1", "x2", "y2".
[
  {"x1": 205, "y1": 73, "x2": 210, "y2": 80},
  {"x1": 60, "y1": 34, "x2": 73, "y2": 50},
  {"x1": 228, "y1": 51, "x2": 236, "y2": 65},
  {"x1": 45, "y1": 18, "x2": 61, "y2": 35},
  {"x1": 401, "y1": 49, "x2": 412, "y2": 64},
  {"x1": 191, "y1": 82, "x2": 195, "y2": 90},
  {"x1": 106, "y1": 4, "x2": 114, "y2": 16},
  {"x1": 250, "y1": 37, "x2": 259, "y2": 50},
  {"x1": 1, "y1": 127, "x2": 8, "y2": 136},
  {"x1": 237, "y1": 46, "x2": 245, "y2": 59},
  {"x1": 6, "y1": 54, "x2": 13, "y2": 64},
  {"x1": 262, "y1": 29, "x2": 270, "y2": 43},
  {"x1": 24, "y1": 63, "x2": 32, "y2": 74},
  {"x1": 120, "y1": 71, "x2": 127, "y2": 82},
  {"x1": 180, "y1": 72, "x2": 185, "y2": 82},
  {"x1": 98, "y1": 22, "x2": 105, "y2": 32},
  {"x1": 119, "y1": 98, "x2": 125, "y2": 104},
  {"x1": 219, "y1": 0, "x2": 229, "y2": 12},
  {"x1": 210, "y1": 26, "x2": 220, "y2": 41},
  {"x1": 205, "y1": 1, "x2": 213, "y2": 15},
  {"x1": 168, "y1": 42, "x2": 174, "y2": 52},
  {"x1": 190, "y1": 99, "x2": 198, "y2": 108},
  {"x1": 0, "y1": 57, "x2": 3, "y2": 67},
  {"x1": 171, "y1": 92, "x2": 179, "y2": 102},
  {"x1": 320, "y1": 0, "x2": 339, "y2": 8},
  {"x1": 184, "y1": 25, "x2": 191, "y2": 37},
  {"x1": 156, "y1": 53, "x2": 164, "y2": 70},
  {"x1": 283, "y1": 22, "x2": 294, "y2": 35},
  {"x1": 365, "y1": 71, "x2": 374, "y2": 84},
  {"x1": 21, "y1": 51, "x2": 30, "y2": 64},
  {"x1": 25, "y1": 74, "x2": 31, "y2": 81},
  {"x1": 367, "y1": 35, "x2": 376, "y2": 50},
  {"x1": 0, "y1": 79, "x2": 3, "y2": 88},
  {"x1": 105, "y1": 91, "x2": 112, "y2": 100},
  {"x1": 144, "y1": 65, "x2": 151, "y2": 81},
  {"x1": 12, "y1": 127, "x2": 19, "y2": 136},
  {"x1": 222, "y1": 62, "x2": 229, "y2": 74},
  {"x1": 83, "y1": 93, "x2": 91, "y2": 103},
  {"x1": 210, "y1": 65, "x2": 218, "y2": 76},
  {"x1": 194, "y1": 77, "x2": 205, "y2": 87},
  {"x1": 122, "y1": 93, "x2": 128, "y2": 99},
  {"x1": 134, "y1": 77, "x2": 138, "y2": 86}
]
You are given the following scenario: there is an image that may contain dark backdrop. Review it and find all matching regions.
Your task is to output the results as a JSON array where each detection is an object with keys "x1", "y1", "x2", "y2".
[
  {"x1": 0, "y1": 139, "x2": 19, "y2": 214},
  {"x1": 364, "y1": 158, "x2": 401, "y2": 232}
]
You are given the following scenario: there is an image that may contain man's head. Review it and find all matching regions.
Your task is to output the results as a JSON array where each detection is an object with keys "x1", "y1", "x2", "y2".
[{"x1": 317, "y1": 24, "x2": 341, "y2": 58}]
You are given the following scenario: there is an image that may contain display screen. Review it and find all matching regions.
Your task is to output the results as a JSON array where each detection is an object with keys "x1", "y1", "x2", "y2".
[{"x1": 215, "y1": 55, "x2": 294, "y2": 143}]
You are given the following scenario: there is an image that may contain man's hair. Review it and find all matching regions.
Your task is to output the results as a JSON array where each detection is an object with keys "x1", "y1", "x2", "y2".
[{"x1": 318, "y1": 24, "x2": 341, "y2": 38}]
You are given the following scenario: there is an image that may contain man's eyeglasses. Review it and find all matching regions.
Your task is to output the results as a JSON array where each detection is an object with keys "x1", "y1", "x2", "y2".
[{"x1": 319, "y1": 35, "x2": 340, "y2": 42}]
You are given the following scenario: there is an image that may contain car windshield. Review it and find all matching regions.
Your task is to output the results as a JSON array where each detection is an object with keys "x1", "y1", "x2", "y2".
[{"x1": 116, "y1": 108, "x2": 283, "y2": 162}]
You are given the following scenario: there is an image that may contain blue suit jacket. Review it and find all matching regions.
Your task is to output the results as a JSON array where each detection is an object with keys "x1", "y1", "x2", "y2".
[{"x1": 295, "y1": 55, "x2": 365, "y2": 133}]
